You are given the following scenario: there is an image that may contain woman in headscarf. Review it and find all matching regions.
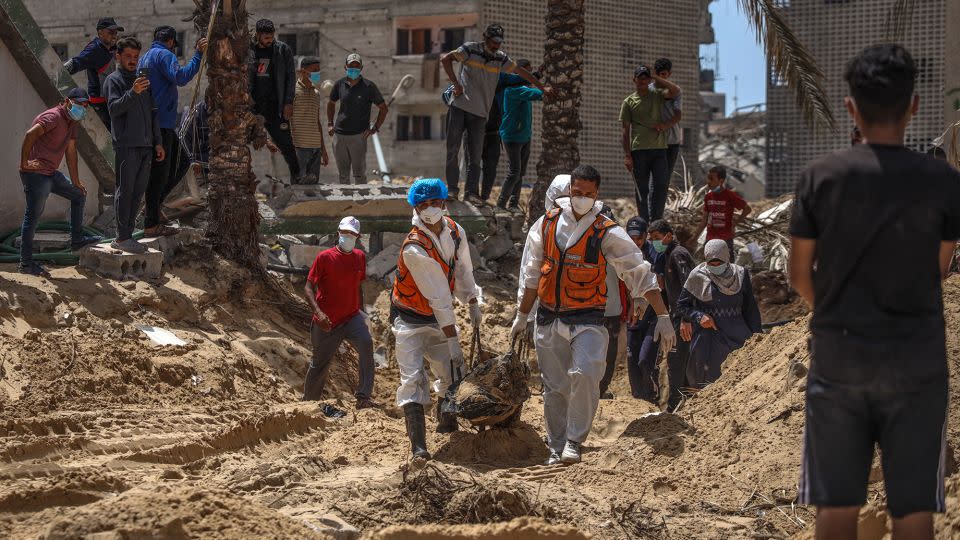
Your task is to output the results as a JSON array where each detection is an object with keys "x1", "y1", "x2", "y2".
[{"x1": 677, "y1": 238, "x2": 762, "y2": 386}]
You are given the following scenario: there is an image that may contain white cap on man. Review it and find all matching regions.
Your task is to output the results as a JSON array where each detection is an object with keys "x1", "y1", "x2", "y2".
[{"x1": 338, "y1": 216, "x2": 361, "y2": 235}]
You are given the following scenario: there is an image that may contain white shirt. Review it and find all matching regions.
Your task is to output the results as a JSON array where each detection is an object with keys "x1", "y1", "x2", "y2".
[
  {"x1": 401, "y1": 212, "x2": 480, "y2": 328},
  {"x1": 520, "y1": 199, "x2": 659, "y2": 302}
]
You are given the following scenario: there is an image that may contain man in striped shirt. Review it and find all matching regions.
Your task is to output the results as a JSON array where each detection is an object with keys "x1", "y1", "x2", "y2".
[{"x1": 292, "y1": 57, "x2": 329, "y2": 184}]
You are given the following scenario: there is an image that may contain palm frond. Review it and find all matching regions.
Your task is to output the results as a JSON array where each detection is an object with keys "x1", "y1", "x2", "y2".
[
  {"x1": 738, "y1": 0, "x2": 836, "y2": 132},
  {"x1": 883, "y1": 0, "x2": 918, "y2": 42}
]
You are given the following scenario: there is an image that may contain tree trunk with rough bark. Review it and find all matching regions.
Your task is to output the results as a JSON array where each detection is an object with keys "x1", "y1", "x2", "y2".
[
  {"x1": 528, "y1": 0, "x2": 584, "y2": 224},
  {"x1": 192, "y1": 0, "x2": 269, "y2": 267}
]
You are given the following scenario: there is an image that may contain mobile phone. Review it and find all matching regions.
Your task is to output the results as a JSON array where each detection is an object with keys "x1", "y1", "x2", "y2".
[{"x1": 137, "y1": 67, "x2": 150, "y2": 79}]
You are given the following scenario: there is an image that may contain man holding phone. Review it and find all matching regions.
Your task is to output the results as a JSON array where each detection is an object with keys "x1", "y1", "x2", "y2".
[{"x1": 104, "y1": 37, "x2": 164, "y2": 254}]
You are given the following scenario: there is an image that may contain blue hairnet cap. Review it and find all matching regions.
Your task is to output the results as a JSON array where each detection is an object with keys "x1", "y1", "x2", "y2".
[{"x1": 407, "y1": 178, "x2": 449, "y2": 206}]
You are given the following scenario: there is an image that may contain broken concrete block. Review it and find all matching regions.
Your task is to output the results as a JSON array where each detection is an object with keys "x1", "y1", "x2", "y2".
[
  {"x1": 288, "y1": 244, "x2": 326, "y2": 268},
  {"x1": 366, "y1": 243, "x2": 401, "y2": 279},
  {"x1": 138, "y1": 228, "x2": 205, "y2": 263},
  {"x1": 79, "y1": 244, "x2": 163, "y2": 280},
  {"x1": 381, "y1": 232, "x2": 407, "y2": 247},
  {"x1": 480, "y1": 231, "x2": 514, "y2": 261}
]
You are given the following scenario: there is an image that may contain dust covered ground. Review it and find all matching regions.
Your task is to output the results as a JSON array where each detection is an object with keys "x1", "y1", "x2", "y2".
[{"x1": 1, "y1": 240, "x2": 959, "y2": 539}]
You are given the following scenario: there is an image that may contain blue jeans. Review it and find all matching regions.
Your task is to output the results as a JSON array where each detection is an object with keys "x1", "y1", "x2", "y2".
[{"x1": 19, "y1": 171, "x2": 85, "y2": 265}]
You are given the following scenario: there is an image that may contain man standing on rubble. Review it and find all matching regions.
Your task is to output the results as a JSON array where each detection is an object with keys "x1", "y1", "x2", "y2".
[
  {"x1": 510, "y1": 165, "x2": 676, "y2": 465},
  {"x1": 249, "y1": 19, "x2": 299, "y2": 182},
  {"x1": 17, "y1": 88, "x2": 103, "y2": 277},
  {"x1": 440, "y1": 24, "x2": 550, "y2": 204},
  {"x1": 64, "y1": 17, "x2": 123, "y2": 130},
  {"x1": 326, "y1": 53, "x2": 388, "y2": 185},
  {"x1": 392, "y1": 179, "x2": 482, "y2": 460},
  {"x1": 303, "y1": 216, "x2": 375, "y2": 415},
  {"x1": 138, "y1": 26, "x2": 207, "y2": 238},
  {"x1": 789, "y1": 44, "x2": 960, "y2": 540},
  {"x1": 621, "y1": 65, "x2": 681, "y2": 221}
]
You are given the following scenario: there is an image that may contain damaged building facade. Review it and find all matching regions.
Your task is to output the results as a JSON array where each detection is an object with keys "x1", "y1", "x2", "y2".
[
  {"x1": 26, "y1": 0, "x2": 711, "y2": 198},
  {"x1": 765, "y1": 0, "x2": 960, "y2": 197}
]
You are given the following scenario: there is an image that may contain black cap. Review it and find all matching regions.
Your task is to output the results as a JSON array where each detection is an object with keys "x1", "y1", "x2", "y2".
[
  {"x1": 96, "y1": 17, "x2": 124, "y2": 32},
  {"x1": 484, "y1": 24, "x2": 504, "y2": 43},
  {"x1": 256, "y1": 19, "x2": 276, "y2": 33},
  {"x1": 626, "y1": 216, "x2": 648, "y2": 236},
  {"x1": 154, "y1": 25, "x2": 177, "y2": 43},
  {"x1": 634, "y1": 65, "x2": 651, "y2": 78},
  {"x1": 66, "y1": 88, "x2": 90, "y2": 103}
]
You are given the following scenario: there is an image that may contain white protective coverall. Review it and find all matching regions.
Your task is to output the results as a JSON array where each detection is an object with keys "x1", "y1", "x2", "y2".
[
  {"x1": 517, "y1": 174, "x2": 571, "y2": 321},
  {"x1": 393, "y1": 212, "x2": 480, "y2": 407},
  {"x1": 520, "y1": 199, "x2": 659, "y2": 452}
]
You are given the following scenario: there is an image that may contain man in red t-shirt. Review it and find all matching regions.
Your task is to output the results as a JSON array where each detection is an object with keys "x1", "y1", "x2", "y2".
[
  {"x1": 698, "y1": 165, "x2": 751, "y2": 259},
  {"x1": 303, "y1": 216, "x2": 376, "y2": 413}
]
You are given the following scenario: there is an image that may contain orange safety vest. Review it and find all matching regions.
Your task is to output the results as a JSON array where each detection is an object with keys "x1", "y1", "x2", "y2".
[
  {"x1": 391, "y1": 217, "x2": 462, "y2": 323},
  {"x1": 537, "y1": 208, "x2": 616, "y2": 314}
]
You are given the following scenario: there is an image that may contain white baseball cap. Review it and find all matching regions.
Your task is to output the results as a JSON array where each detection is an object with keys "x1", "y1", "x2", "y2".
[{"x1": 338, "y1": 216, "x2": 360, "y2": 235}]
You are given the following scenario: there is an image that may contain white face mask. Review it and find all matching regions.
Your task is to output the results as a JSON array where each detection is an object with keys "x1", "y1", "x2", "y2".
[
  {"x1": 419, "y1": 206, "x2": 444, "y2": 225},
  {"x1": 571, "y1": 196, "x2": 595, "y2": 215},
  {"x1": 338, "y1": 233, "x2": 357, "y2": 252}
]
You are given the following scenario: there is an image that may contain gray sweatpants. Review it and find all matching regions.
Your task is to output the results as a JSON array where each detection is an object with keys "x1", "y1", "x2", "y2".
[
  {"x1": 114, "y1": 146, "x2": 152, "y2": 241},
  {"x1": 333, "y1": 133, "x2": 367, "y2": 184},
  {"x1": 304, "y1": 312, "x2": 375, "y2": 400}
]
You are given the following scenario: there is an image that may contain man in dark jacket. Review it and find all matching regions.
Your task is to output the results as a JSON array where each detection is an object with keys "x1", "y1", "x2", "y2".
[
  {"x1": 249, "y1": 18, "x2": 299, "y2": 181},
  {"x1": 648, "y1": 219, "x2": 695, "y2": 411},
  {"x1": 64, "y1": 17, "x2": 123, "y2": 129},
  {"x1": 105, "y1": 37, "x2": 164, "y2": 255}
]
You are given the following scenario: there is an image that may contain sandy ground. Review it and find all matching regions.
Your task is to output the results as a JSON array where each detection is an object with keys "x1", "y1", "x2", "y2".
[{"x1": 1, "y1": 241, "x2": 958, "y2": 539}]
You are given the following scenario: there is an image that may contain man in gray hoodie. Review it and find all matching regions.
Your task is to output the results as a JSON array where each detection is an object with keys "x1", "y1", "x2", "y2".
[{"x1": 104, "y1": 36, "x2": 164, "y2": 254}]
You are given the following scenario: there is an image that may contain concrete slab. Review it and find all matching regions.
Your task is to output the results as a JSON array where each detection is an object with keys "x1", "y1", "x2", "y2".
[
  {"x1": 79, "y1": 244, "x2": 163, "y2": 280},
  {"x1": 12, "y1": 231, "x2": 70, "y2": 250},
  {"x1": 288, "y1": 244, "x2": 325, "y2": 269},
  {"x1": 366, "y1": 243, "x2": 400, "y2": 279}
]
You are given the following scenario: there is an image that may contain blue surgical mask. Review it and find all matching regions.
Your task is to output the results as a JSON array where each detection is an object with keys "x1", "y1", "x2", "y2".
[
  {"x1": 67, "y1": 102, "x2": 86, "y2": 121},
  {"x1": 309, "y1": 72, "x2": 322, "y2": 85},
  {"x1": 652, "y1": 240, "x2": 667, "y2": 253},
  {"x1": 346, "y1": 67, "x2": 361, "y2": 80},
  {"x1": 711, "y1": 185, "x2": 724, "y2": 193},
  {"x1": 338, "y1": 234, "x2": 357, "y2": 253},
  {"x1": 706, "y1": 263, "x2": 728, "y2": 275}
]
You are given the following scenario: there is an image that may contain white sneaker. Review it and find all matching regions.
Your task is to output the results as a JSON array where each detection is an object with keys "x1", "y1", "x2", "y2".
[
  {"x1": 560, "y1": 440, "x2": 582, "y2": 464},
  {"x1": 545, "y1": 450, "x2": 562, "y2": 466}
]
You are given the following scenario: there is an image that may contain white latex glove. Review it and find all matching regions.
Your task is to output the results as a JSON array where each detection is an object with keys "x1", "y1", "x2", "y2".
[
  {"x1": 469, "y1": 302, "x2": 482, "y2": 328},
  {"x1": 511, "y1": 312, "x2": 529, "y2": 342},
  {"x1": 447, "y1": 337, "x2": 464, "y2": 366},
  {"x1": 654, "y1": 314, "x2": 677, "y2": 353}
]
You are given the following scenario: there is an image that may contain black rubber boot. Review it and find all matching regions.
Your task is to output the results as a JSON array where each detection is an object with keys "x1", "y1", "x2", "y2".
[
  {"x1": 403, "y1": 403, "x2": 431, "y2": 460},
  {"x1": 435, "y1": 401, "x2": 459, "y2": 434}
]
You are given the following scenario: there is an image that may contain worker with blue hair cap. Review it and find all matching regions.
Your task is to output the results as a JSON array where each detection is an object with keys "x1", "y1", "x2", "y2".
[{"x1": 391, "y1": 178, "x2": 481, "y2": 460}]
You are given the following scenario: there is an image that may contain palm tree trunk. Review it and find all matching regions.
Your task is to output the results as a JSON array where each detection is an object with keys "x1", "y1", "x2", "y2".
[
  {"x1": 193, "y1": 0, "x2": 269, "y2": 266},
  {"x1": 528, "y1": 0, "x2": 584, "y2": 224}
]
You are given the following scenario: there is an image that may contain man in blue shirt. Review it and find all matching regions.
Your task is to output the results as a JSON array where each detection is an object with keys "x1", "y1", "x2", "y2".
[
  {"x1": 64, "y1": 17, "x2": 123, "y2": 130},
  {"x1": 496, "y1": 59, "x2": 543, "y2": 211},
  {"x1": 137, "y1": 25, "x2": 206, "y2": 237}
]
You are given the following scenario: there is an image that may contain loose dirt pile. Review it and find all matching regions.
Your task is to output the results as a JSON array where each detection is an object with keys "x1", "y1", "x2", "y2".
[{"x1": 0, "y1": 240, "x2": 957, "y2": 539}]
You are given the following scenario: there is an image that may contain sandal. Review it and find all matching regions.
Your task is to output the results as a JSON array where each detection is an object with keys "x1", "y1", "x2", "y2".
[{"x1": 143, "y1": 225, "x2": 178, "y2": 238}]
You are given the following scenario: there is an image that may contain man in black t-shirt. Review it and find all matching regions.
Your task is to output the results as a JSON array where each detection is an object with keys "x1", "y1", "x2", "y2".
[
  {"x1": 248, "y1": 19, "x2": 299, "y2": 182},
  {"x1": 325, "y1": 53, "x2": 388, "y2": 185},
  {"x1": 789, "y1": 44, "x2": 960, "y2": 540}
]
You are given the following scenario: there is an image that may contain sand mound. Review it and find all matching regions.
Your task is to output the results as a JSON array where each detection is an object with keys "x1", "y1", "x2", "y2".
[
  {"x1": 39, "y1": 484, "x2": 326, "y2": 539},
  {"x1": 434, "y1": 422, "x2": 549, "y2": 467},
  {"x1": 368, "y1": 517, "x2": 589, "y2": 540}
]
